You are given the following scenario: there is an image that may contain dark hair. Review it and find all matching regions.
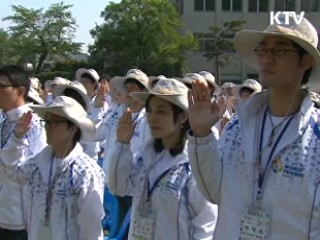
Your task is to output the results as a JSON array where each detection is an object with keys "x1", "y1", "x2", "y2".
[
  {"x1": 66, "y1": 120, "x2": 81, "y2": 143},
  {"x1": 0, "y1": 65, "x2": 30, "y2": 100},
  {"x1": 124, "y1": 78, "x2": 146, "y2": 90},
  {"x1": 81, "y1": 73, "x2": 98, "y2": 88},
  {"x1": 63, "y1": 89, "x2": 87, "y2": 111},
  {"x1": 292, "y1": 41, "x2": 313, "y2": 85},
  {"x1": 240, "y1": 87, "x2": 254, "y2": 96},
  {"x1": 99, "y1": 74, "x2": 111, "y2": 83},
  {"x1": 145, "y1": 96, "x2": 190, "y2": 157}
]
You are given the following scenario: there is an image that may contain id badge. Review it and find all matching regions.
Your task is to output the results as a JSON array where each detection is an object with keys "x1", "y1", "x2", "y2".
[
  {"x1": 132, "y1": 213, "x2": 155, "y2": 240},
  {"x1": 132, "y1": 201, "x2": 155, "y2": 240},
  {"x1": 239, "y1": 206, "x2": 270, "y2": 240},
  {"x1": 38, "y1": 220, "x2": 52, "y2": 240}
]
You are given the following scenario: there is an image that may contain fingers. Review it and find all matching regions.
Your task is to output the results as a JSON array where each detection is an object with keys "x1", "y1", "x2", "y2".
[{"x1": 191, "y1": 80, "x2": 211, "y2": 103}]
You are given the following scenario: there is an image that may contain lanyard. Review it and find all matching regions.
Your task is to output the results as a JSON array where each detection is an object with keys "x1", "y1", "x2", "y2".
[
  {"x1": 44, "y1": 158, "x2": 75, "y2": 222},
  {"x1": 256, "y1": 108, "x2": 295, "y2": 202},
  {"x1": 45, "y1": 158, "x2": 55, "y2": 222},
  {"x1": 147, "y1": 168, "x2": 171, "y2": 199}
]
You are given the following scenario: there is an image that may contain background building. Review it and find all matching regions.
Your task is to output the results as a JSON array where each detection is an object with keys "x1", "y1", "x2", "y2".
[{"x1": 174, "y1": 0, "x2": 320, "y2": 84}]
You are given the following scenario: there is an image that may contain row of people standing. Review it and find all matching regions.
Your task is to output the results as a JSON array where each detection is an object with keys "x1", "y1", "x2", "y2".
[{"x1": 2, "y1": 13, "x2": 320, "y2": 240}]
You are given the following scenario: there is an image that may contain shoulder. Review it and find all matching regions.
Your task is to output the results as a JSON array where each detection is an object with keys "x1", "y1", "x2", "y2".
[{"x1": 70, "y1": 154, "x2": 105, "y2": 189}]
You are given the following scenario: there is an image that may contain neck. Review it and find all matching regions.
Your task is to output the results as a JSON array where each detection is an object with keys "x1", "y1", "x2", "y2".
[
  {"x1": 161, "y1": 130, "x2": 183, "y2": 150},
  {"x1": 3, "y1": 101, "x2": 26, "y2": 112},
  {"x1": 268, "y1": 87, "x2": 304, "y2": 117},
  {"x1": 88, "y1": 90, "x2": 96, "y2": 99},
  {"x1": 52, "y1": 141, "x2": 75, "y2": 159}
]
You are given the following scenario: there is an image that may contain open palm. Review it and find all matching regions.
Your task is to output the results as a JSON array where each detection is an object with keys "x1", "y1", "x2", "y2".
[
  {"x1": 188, "y1": 80, "x2": 226, "y2": 137},
  {"x1": 117, "y1": 109, "x2": 136, "y2": 144},
  {"x1": 15, "y1": 111, "x2": 33, "y2": 139}
]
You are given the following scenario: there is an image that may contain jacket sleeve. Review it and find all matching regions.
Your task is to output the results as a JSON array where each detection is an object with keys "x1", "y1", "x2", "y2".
[
  {"x1": 186, "y1": 176, "x2": 218, "y2": 240},
  {"x1": 107, "y1": 141, "x2": 140, "y2": 196},
  {"x1": 0, "y1": 134, "x2": 29, "y2": 184},
  {"x1": 77, "y1": 175, "x2": 105, "y2": 240},
  {"x1": 188, "y1": 132, "x2": 222, "y2": 204}
]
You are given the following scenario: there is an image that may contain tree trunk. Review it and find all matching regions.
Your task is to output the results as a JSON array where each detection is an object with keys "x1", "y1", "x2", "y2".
[
  {"x1": 215, "y1": 56, "x2": 221, "y2": 86},
  {"x1": 35, "y1": 52, "x2": 48, "y2": 73}
]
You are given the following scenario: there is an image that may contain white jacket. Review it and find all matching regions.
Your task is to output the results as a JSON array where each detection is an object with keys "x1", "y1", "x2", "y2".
[
  {"x1": 108, "y1": 140, "x2": 218, "y2": 240},
  {"x1": 81, "y1": 96, "x2": 109, "y2": 161},
  {"x1": 0, "y1": 105, "x2": 46, "y2": 230},
  {"x1": 97, "y1": 105, "x2": 151, "y2": 183},
  {"x1": 1, "y1": 143, "x2": 105, "y2": 240},
  {"x1": 188, "y1": 91, "x2": 320, "y2": 239}
]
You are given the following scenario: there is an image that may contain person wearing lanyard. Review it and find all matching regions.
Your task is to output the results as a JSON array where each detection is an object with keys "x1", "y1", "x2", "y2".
[
  {"x1": 0, "y1": 65, "x2": 46, "y2": 240},
  {"x1": 0, "y1": 96, "x2": 105, "y2": 240},
  {"x1": 187, "y1": 15, "x2": 320, "y2": 239},
  {"x1": 108, "y1": 77, "x2": 218, "y2": 240}
]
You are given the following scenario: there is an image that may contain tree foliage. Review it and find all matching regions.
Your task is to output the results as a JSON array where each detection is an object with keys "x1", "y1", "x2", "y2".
[
  {"x1": 89, "y1": 0, "x2": 197, "y2": 76},
  {"x1": 201, "y1": 20, "x2": 245, "y2": 84},
  {"x1": 2, "y1": 2, "x2": 82, "y2": 73}
]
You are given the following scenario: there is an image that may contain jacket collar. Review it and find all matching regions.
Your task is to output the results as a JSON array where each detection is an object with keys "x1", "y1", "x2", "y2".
[
  {"x1": 144, "y1": 140, "x2": 189, "y2": 178},
  {"x1": 234, "y1": 90, "x2": 315, "y2": 165},
  {"x1": 3, "y1": 104, "x2": 31, "y2": 123},
  {"x1": 35, "y1": 143, "x2": 84, "y2": 182}
]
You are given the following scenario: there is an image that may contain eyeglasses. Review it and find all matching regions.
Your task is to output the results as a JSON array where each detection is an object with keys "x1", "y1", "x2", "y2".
[
  {"x1": 40, "y1": 119, "x2": 69, "y2": 127},
  {"x1": 254, "y1": 47, "x2": 301, "y2": 57}
]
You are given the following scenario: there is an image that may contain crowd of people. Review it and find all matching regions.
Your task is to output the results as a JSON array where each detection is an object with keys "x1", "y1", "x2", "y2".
[{"x1": 0, "y1": 14, "x2": 320, "y2": 240}]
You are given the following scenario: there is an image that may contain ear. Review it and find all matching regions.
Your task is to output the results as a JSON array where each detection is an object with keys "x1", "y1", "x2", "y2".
[
  {"x1": 301, "y1": 54, "x2": 315, "y2": 71},
  {"x1": 177, "y1": 111, "x2": 188, "y2": 125},
  {"x1": 17, "y1": 87, "x2": 27, "y2": 98}
]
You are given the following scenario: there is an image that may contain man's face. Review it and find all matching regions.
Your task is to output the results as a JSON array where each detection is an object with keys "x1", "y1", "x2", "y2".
[
  {"x1": 0, "y1": 75, "x2": 24, "y2": 111},
  {"x1": 124, "y1": 81, "x2": 144, "y2": 105},
  {"x1": 256, "y1": 35, "x2": 313, "y2": 89},
  {"x1": 79, "y1": 77, "x2": 96, "y2": 95}
]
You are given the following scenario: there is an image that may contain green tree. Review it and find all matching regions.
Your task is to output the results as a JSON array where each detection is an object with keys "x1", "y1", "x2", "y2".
[
  {"x1": 0, "y1": 29, "x2": 19, "y2": 66},
  {"x1": 3, "y1": 2, "x2": 82, "y2": 73},
  {"x1": 89, "y1": 0, "x2": 197, "y2": 76},
  {"x1": 202, "y1": 20, "x2": 245, "y2": 84}
]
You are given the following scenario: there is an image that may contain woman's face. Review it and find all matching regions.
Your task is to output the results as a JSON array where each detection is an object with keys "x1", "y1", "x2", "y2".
[{"x1": 146, "y1": 96, "x2": 184, "y2": 139}]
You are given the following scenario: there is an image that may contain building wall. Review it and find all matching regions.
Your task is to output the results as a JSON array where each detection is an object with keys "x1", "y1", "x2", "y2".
[{"x1": 178, "y1": 0, "x2": 320, "y2": 83}]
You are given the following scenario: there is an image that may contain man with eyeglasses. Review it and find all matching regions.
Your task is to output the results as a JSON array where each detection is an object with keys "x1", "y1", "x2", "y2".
[
  {"x1": 187, "y1": 15, "x2": 320, "y2": 239},
  {"x1": 0, "y1": 65, "x2": 46, "y2": 239}
]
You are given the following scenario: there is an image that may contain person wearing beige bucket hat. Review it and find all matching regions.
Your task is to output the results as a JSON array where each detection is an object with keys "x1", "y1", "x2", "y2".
[
  {"x1": 107, "y1": 77, "x2": 218, "y2": 240},
  {"x1": 1, "y1": 96, "x2": 105, "y2": 240},
  {"x1": 232, "y1": 79, "x2": 263, "y2": 100},
  {"x1": 187, "y1": 14, "x2": 320, "y2": 240}
]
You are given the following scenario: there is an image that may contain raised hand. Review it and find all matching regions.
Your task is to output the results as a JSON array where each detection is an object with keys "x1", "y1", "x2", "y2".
[
  {"x1": 15, "y1": 111, "x2": 33, "y2": 139},
  {"x1": 94, "y1": 86, "x2": 106, "y2": 108},
  {"x1": 117, "y1": 109, "x2": 136, "y2": 144},
  {"x1": 188, "y1": 80, "x2": 226, "y2": 137}
]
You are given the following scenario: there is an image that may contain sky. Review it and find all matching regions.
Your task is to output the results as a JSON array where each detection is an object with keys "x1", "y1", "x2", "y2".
[{"x1": 0, "y1": 0, "x2": 121, "y2": 53}]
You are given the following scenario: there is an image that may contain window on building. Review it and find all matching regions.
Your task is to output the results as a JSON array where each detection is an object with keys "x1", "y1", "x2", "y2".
[
  {"x1": 301, "y1": 0, "x2": 320, "y2": 12},
  {"x1": 195, "y1": 33, "x2": 214, "y2": 52},
  {"x1": 173, "y1": 0, "x2": 184, "y2": 14},
  {"x1": 194, "y1": 0, "x2": 204, "y2": 11},
  {"x1": 248, "y1": 0, "x2": 268, "y2": 12},
  {"x1": 247, "y1": 73, "x2": 259, "y2": 79},
  {"x1": 194, "y1": 0, "x2": 215, "y2": 11},
  {"x1": 222, "y1": 0, "x2": 242, "y2": 11},
  {"x1": 274, "y1": 0, "x2": 295, "y2": 11},
  {"x1": 206, "y1": 0, "x2": 215, "y2": 11}
]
